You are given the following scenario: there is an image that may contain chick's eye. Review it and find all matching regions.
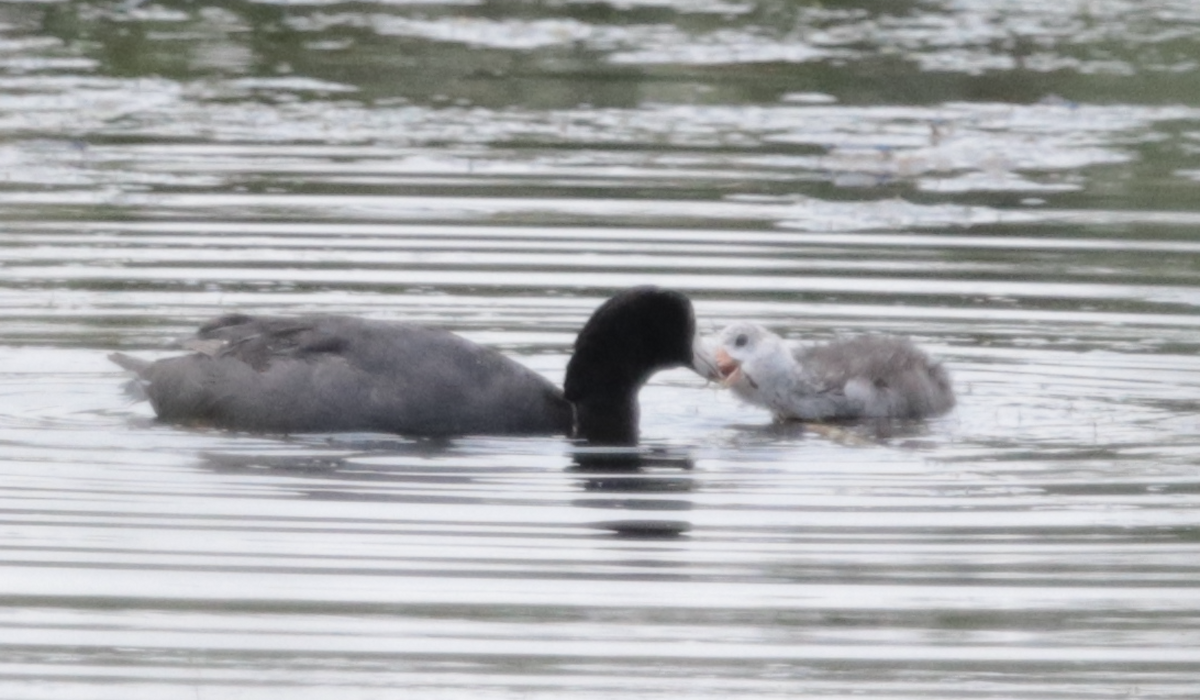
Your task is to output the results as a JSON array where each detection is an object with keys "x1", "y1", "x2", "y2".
[{"x1": 734, "y1": 333, "x2": 748, "y2": 348}]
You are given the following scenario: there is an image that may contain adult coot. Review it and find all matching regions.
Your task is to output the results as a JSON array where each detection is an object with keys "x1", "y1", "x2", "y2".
[
  {"x1": 697, "y1": 322, "x2": 954, "y2": 421},
  {"x1": 110, "y1": 286, "x2": 698, "y2": 445}
]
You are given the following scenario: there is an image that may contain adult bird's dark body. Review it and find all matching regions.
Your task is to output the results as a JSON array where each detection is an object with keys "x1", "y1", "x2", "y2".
[{"x1": 110, "y1": 286, "x2": 699, "y2": 445}]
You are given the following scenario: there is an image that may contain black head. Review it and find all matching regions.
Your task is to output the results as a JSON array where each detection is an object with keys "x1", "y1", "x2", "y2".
[{"x1": 563, "y1": 286, "x2": 697, "y2": 445}]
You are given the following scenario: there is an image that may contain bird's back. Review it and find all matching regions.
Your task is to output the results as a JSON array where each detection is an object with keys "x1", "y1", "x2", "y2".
[
  {"x1": 795, "y1": 335, "x2": 954, "y2": 419},
  {"x1": 126, "y1": 315, "x2": 573, "y2": 436}
]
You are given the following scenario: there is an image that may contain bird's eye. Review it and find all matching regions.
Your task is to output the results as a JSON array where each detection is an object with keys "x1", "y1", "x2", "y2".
[{"x1": 734, "y1": 333, "x2": 748, "y2": 348}]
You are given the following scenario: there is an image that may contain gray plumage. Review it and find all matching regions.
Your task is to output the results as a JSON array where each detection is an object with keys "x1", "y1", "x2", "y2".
[
  {"x1": 111, "y1": 314, "x2": 571, "y2": 436},
  {"x1": 699, "y1": 323, "x2": 955, "y2": 421},
  {"x1": 109, "y1": 286, "x2": 698, "y2": 445}
]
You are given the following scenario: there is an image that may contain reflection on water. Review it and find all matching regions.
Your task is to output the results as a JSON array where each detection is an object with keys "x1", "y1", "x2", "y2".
[{"x1": 3, "y1": 0, "x2": 1200, "y2": 697}]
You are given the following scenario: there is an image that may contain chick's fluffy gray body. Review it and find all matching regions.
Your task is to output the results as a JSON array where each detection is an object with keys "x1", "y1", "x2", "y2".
[{"x1": 711, "y1": 324, "x2": 954, "y2": 421}]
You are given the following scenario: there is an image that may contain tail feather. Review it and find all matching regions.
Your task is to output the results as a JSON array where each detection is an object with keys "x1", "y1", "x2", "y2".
[
  {"x1": 108, "y1": 352, "x2": 152, "y2": 401},
  {"x1": 108, "y1": 351, "x2": 152, "y2": 375}
]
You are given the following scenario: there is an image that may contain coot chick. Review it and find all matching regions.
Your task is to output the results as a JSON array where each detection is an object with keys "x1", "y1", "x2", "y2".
[
  {"x1": 697, "y1": 322, "x2": 954, "y2": 421},
  {"x1": 110, "y1": 286, "x2": 698, "y2": 445}
]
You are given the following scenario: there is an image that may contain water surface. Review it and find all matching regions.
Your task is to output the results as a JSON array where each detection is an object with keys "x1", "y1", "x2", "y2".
[{"x1": 3, "y1": 0, "x2": 1200, "y2": 697}]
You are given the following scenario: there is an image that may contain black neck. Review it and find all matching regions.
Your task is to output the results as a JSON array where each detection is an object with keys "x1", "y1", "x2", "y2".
[
  {"x1": 561, "y1": 286, "x2": 696, "y2": 446},
  {"x1": 570, "y1": 387, "x2": 640, "y2": 446}
]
